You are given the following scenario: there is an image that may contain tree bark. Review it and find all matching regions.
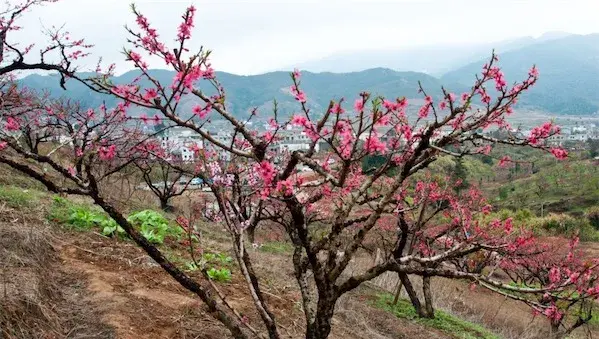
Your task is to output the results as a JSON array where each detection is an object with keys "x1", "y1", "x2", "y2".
[
  {"x1": 398, "y1": 273, "x2": 424, "y2": 317},
  {"x1": 247, "y1": 224, "x2": 257, "y2": 244},
  {"x1": 306, "y1": 295, "x2": 337, "y2": 339},
  {"x1": 422, "y1": 275, "x2": 435, "y2": 319}
]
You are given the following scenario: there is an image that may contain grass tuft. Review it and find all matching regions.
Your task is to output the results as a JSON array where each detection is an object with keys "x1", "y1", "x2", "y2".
[
  {"x1": 259, "y1": 241, "x2": 293, "y2": 254},
  {"x1": 374, "y1": 293, "x2": 499, "y2": 339},
  {"x1": 0, "y1": 185, "x2": 42, "y2": 209}
]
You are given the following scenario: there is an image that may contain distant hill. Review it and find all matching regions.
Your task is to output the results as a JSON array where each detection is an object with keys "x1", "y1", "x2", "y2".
[
  {"x1": 19, "y1": 68, "x2": 467, "y2": 120},
  {"x1": 441, "y1": 34, "x2": 599, "y2": 115},
  {"x1": 20, "y1": 33, "x2": 599, "y2": 118},
  {"x1": 285, "y1": 32, "x2": 573, "y2": 76}
]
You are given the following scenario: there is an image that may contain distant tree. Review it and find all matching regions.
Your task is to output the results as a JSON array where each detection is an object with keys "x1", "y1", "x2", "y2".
[
  {"x1": 0, "y1": 3, "x2": 595, "y2": 339},
  {"x1": 135, "y1": 156, "x2": 195, "y2": 211},
  {"x1": 587, "y1": 138, "x2": 599, "y2": 158},
  {"x1": 452, "y1": 158, "x2": 469, "y2": 193}
]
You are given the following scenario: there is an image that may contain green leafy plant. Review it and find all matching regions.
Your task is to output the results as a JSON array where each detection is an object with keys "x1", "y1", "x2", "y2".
[
  {"x1": 100, "y1": 218, "x2": 126, "y2": 238},
  {"x1": 185, "y1": 261, "x2": 201, "y2": 272},
  {"x1": 207, "y1": 267, "x2": 232, "y2": 282},
  {"x1": 127, "y1": 210, "x2": 174, "y2": 244}
]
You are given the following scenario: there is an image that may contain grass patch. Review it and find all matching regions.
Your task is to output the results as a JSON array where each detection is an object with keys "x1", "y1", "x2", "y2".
[
  {"x1": 259, "y1": 241, "x2": 293, "y2": 254},
  {"x1": 374, "y1": 293, "x2": 499, "y2": 339},
  {"x1": 0, "y1": 185, "x2": 43, "y2": 209}
]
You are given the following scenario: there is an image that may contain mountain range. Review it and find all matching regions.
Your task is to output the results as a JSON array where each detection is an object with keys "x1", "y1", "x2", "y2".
[{"x1": 19, "y1": 32, "x2": 599, "y2": 117}]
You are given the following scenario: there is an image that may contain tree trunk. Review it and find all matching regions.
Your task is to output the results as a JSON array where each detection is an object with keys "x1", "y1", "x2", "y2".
[
  {"x1": 247, "y1": 224, "x2": 257, "y2": 244},
  {"x1": 397, "y1": 273, "x2": 424, "y2": 317},
  {"x1": 422, "y1": 276, "x2": 435, "y2": 319},
  {"x1": 160, "y1": 197, "x2": 174, "y2": 212},
  {"x1": 392, "y1": 273, "x2": 403, "y2": 305},
  {"x1": 306, "y1": 295, "x2": 337, "y2": 339}
]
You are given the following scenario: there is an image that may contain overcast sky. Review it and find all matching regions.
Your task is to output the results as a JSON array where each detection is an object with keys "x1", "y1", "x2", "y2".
[{"x1": 12, "y1": 0, "x2": 599, "y2": 75}]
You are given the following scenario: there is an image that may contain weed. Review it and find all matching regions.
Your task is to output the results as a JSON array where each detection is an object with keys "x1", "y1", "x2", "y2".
[
  {"x1": 127, "y1": 210, "x2": 180, "y2": 244},
  {"x1": 374, "y1": 293, "x2": 499, "y2": 339},
  {"x1": 207, "y1": 267, "x2": 232, "y2": 282}
]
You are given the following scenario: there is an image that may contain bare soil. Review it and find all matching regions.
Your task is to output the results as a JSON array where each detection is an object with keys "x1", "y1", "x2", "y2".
[
  {"x1": 0, "y1": 202, "x2": 452, "y2": 339},
  {"x1": 3, "y1": 194, "x2": 598, "y2": 339}
]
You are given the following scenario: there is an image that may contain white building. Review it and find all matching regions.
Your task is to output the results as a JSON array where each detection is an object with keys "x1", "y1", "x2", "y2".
[
  {"x1": 269, "y1": 128, "x2": 321, "y2": 154},
  {"x1": 159, "y1": 126, "x2": 203, "y2": 162}
]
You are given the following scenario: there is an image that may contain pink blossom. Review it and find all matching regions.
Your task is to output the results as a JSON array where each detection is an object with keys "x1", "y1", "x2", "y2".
[
  {"x1": 354, "y1": 99, "x2": 364, "y2": 112},
  {"x1": 143, "y1": 88, "x2": 158, "y2": 101},
  {"x1": 5, "y1": 117, "x2": 19, "y2": 131},
  {"x1": 290, "y1": 85, "x2": 307, "y2": 103},
  {"x1": 549, "y1": 267, "x2": 561, "y2": 284},
  {"x1": 383, "y1": 99, "x2": 395, "y2": 111},
  {"x1": 529, "y1": 66, "x2": 539, "y2": 78},
  {"x1": 275, "y1": 179, "x2": 293, "y2": 196},
  {"x1": 504, "y1": 217, "x2": 513, "y2": 234},
  {"x1": 203, "y1": 66, "x2": 215, "y2": 79},
  {"x1": 332, "y1": 102, "x2": 345, "y2": 114},
  {"x1": 477, "y1": 144, "x2": 492, "y2": 155},
  {"x1": 364, "y1": 135, "x2": 387, "y2": 154},
  {"x1": 418, "y1": 103, "x2": 431, "y2": 118},
  {"x1": 291, "y1": 115, "x2": 308, "y2": 126},
  {"x1": 543, "y1": 305, "x2": 563, "y2": 322},
  {"x1": 140, "y1": 114, "x2": 149, "y2": 124},
  {"x1": 461, "y1": 92, "x2": 470, "y2": 102},
  {"x1": 0, "y1": 141, "x2": 7, "y2": 151},
  {"x1": 256, "y1": 161, "x2": 276, "y2": 186},
  {"x1": 550, "y1": 147, "x2": 568, "y2": 160},
  {"x1": 128, "y1": 51, "x2": 142, "y2": 63},
  {"x1": 177, "y1": 6, "x2": 196, "y2": 41},
  {"x1": 268, "y1": 118, "x2": 279, "y2": 129},
  {"x1": 98, "y1": 145, "x2": 117, "y2": 161},
  {"x1": 528, "y1": 122, "x2": 559, "y2": 145},
  {"x1": 293, "y1": 68, "x2": 301, "y2": 79},
  {"x1": 192, "y1": 104, "x2": 212, "y2": 119},
  {"x1": 498, "y1": 156, "x2": 511, "y2": 168}
]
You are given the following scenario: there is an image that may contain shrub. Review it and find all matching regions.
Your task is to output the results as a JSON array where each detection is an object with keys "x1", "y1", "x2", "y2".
[
  {"x1": 514, "y1": 208, "x2": 534, "y2": 221},
  {"x1": 529, "y1": 213, "x2": 599, "y2": 241},
  {"x1": 586, "y1": 206, "x2": 599, "y2": 230}
]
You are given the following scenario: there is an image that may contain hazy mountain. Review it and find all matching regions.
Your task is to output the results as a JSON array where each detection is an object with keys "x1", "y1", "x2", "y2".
[
  {"x1": 20, "y1": 68, "x2": 466, "y2": 120},
  {"x1": 284, "y1": 32, "x2": 573, "y2": 76},
  {"x1": 20, "y1": 32, "x2": 599, "y2": 118},
  {"x1": 441, "y1": 33, "x2": 599, "y2": 115}
]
